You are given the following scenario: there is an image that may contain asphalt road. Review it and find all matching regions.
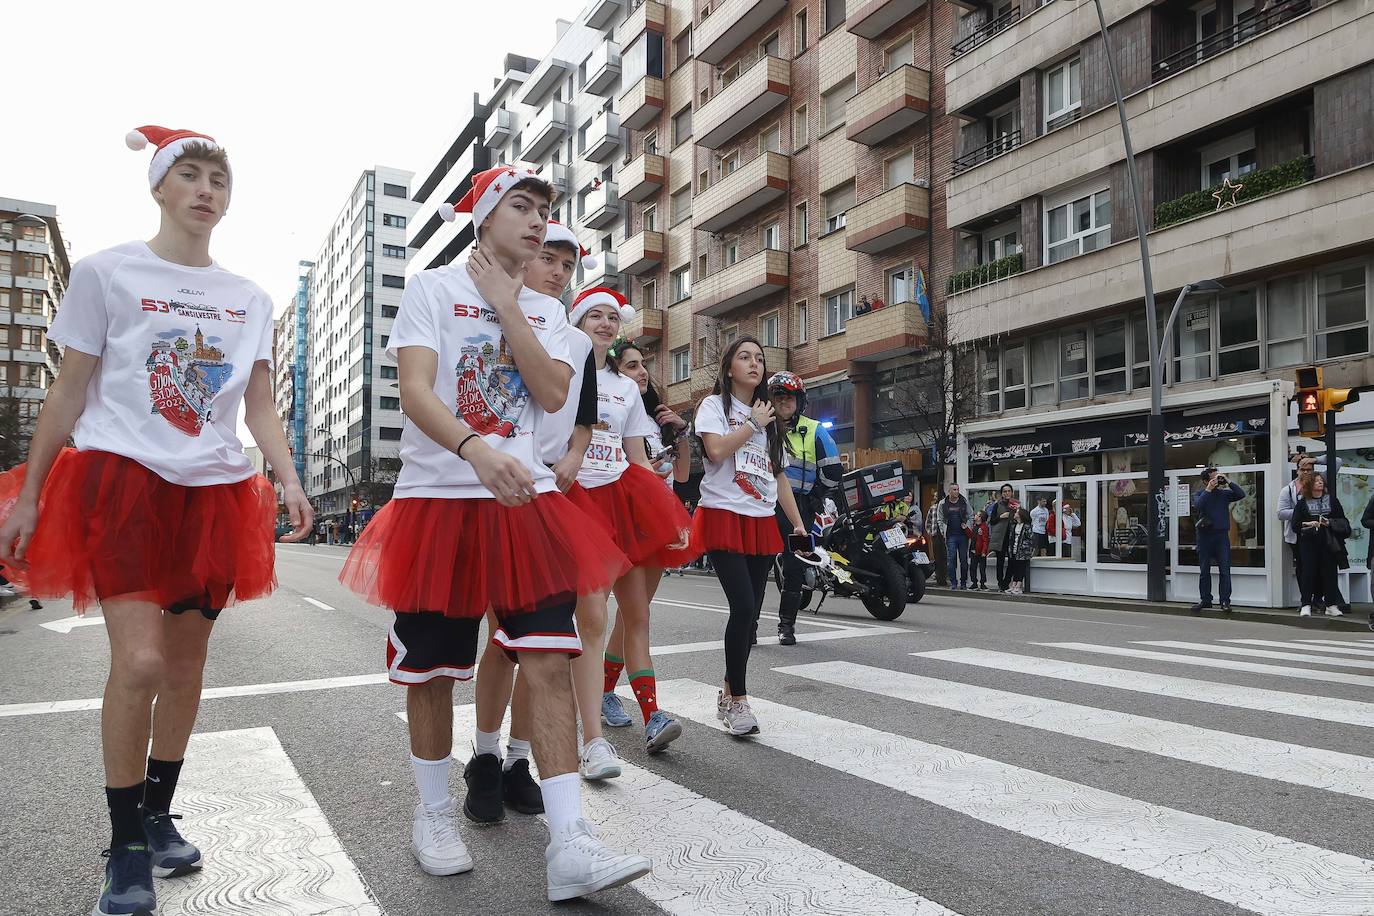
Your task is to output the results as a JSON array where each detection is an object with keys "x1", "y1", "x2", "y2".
[{"x1": 4, "y1": 544, "x2": 1374, "y2": 916}]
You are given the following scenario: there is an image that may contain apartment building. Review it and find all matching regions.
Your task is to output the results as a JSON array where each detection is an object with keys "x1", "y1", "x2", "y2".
[
  {"x1": 945, "y1": 0, "x2": 1374, "y2": 606},
  {"x1": 304, "y1": 168, "x2": 416, "y2": 522},
  {"x1": 272, "y1": 260, "x2": 312, "y2": 492},
  {"x1": 0, "y1": 199, "x2": 69, "y2": 442}
]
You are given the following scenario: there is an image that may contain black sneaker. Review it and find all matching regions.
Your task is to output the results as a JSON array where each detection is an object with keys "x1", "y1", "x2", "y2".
[
  {"x1": 750, "y1": 623, "x2": 758, "y2": 646},
  {"x1": 142, "y1": 811, "x2": 202, "y2": 877},
  {"x1": 501, "y1": 759, "x2": 543, "y2": 815},
  {"x1": 778, "y1": 625, "x2": 797, "y2": 646},
  {"x1": 94, "y1": 843, "x2": 156, "y2": 916},
  {"x1": 1190, "y1": 602, "x2": 1212, "y2": 614},
  {"x1": 462, "y1": 753, "x2": 505, "y2": 824}
]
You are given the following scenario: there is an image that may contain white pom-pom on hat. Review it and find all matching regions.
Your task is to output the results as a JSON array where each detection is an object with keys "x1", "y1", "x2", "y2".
[
  {"x1": 439, "y1": 203, "x2": 456, "y2": 223},
  {"x1": 581, "y1": 254, "x2": 599, "y2": 271},
  {"x1": 125, "y1": 129, "x2": 149, "y2": 151}
]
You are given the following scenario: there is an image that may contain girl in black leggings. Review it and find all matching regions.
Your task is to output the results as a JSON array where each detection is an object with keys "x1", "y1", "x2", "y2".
[{"x1": 688, "y1": 337, "x2": 806, "y2": 736}]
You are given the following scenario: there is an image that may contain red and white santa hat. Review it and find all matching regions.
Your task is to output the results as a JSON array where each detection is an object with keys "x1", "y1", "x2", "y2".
[
  {"x1": 543, "y1": 220, "x2": 598, "y2": 271},
  {"x1": 125, "y1": 126, "x2": 225, "y2": 190},
  {"x1": 569, "y1": 286, "x2": 633, "y2": 327},
  {"x1": 439, "y1": 165, "x2": 542, "y2": 232}
]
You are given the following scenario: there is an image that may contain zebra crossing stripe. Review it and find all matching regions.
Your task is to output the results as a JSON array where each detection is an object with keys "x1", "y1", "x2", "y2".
[
  {"x1": 661, "y1": 678, "x2": 1374, "y2": 915},
  {"x1": 402, "y1": 706, "x2": 957, "y2": 916},
  {"x1": 1224, "y1": 639, "x2": 1374, "y2": 658},
  {"x1": 779, "y1": 661, "x2": 1374, "y2": 801},
  {"x1": 913, "y1": 648, "x2": 1374, "y2": 729},
  {"x1": 1299, "y1": 639, "x2": 1374, "y2": 649},
  {"x1": 1038, "y1": 643, "x2": 1374, "y2": 688},
  {"x1": 1136, "y1": 641, "x2": 1374, "y2": 671}
]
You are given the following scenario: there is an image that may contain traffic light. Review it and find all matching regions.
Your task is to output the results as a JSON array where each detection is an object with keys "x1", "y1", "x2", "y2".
[
  {"x1": 1295, "y1": 367, "x2": 1324, "y2": 438},
  {"x1": 1323, "y1": 386, "x2": 1360, "y2": 414},
  {"x1": 350, "y1": 497, "x2": 360, "y2": 511}
]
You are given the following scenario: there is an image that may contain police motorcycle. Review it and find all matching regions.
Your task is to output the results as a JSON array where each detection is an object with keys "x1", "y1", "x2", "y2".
[{"x1": 774, "y1": 461, "x2": 928, "y2": 620}]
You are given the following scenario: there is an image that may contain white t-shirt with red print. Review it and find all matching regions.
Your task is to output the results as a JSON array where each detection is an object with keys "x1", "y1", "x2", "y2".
[
  {"x1": 47, "y1": 241, "x2": 273, "y2": 486},
  {"x1": 575, "y1": 366, "x2": 657, "y2": 490},
  {"x1": 693, "y1": 393, "x2": 785, "y2": 518},
  {"x1": 538, "y1": 325, "x2": 593, "y2": 465},
  {"x1": 387, "y1": 261, "x2": 575, "y2": 500}
]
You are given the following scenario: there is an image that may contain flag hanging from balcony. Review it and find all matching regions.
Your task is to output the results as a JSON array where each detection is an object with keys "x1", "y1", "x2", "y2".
[{"x1": 914, "y1": 268, "x2": 931, "y2": 324}]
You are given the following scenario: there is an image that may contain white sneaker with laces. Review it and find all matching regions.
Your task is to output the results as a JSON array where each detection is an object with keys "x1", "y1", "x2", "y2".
[
  {"x1": 411, "y1": 798, "x2": 473, "y2": 876},
  {"x1": 578, "y1": 737, "x2": 622, "y2": 781},
  {"x1": 1326, "y1": 605, "x2": 1345, "y2": 617},
  {"x1": 1300, "y1": 605, "x2": 1313, "y2": 617},
  {"x1": 546, "y1": 817, "x2": 651, "y2": 901},
  {"x1": 722, "y1": 698, "x2": 760, "y2": 736}
]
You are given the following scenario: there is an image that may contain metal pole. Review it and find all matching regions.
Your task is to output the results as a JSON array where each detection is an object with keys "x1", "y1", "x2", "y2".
[
  {"x1": 308, "y1": 451, "x2": 358, "y2": 543},
  {"x1": 1091, "y1": 0, "x2": 1165, "y2": 601}
]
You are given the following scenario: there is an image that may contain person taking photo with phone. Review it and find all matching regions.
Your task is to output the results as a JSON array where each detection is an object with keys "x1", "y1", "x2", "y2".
[{"x1": 1191, "y1": 466, "x2": 1245, "y2": 613}]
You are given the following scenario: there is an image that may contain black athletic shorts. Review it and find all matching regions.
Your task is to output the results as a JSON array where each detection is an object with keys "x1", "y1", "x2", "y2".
[{"x1": 385, "y1": 599, "x2": 579, "y2": 685}]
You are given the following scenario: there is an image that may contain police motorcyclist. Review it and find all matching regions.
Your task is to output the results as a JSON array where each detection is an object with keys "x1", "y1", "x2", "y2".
[{"x1": 767, "y1": 371, "x2": 843, "y2": 645}]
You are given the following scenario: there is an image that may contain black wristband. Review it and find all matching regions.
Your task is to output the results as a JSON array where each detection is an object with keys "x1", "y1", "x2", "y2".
[{"x1": 456, "y1": 432, "x2": 480, "y2": 460}]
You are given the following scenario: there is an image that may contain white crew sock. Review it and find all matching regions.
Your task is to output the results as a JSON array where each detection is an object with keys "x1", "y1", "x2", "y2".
[
  {"x1": 540, "y1": 772, "x2": 583, "y2": 836},
  {"x1": 504, "y1": 737, "x2": 532, "y2": 772},
  {"x1": 410, "y1": 754, "x2": 451, "y2": 810},
  {"x1": 474, "y1": 728, "x2": 503, "y2": 760}
]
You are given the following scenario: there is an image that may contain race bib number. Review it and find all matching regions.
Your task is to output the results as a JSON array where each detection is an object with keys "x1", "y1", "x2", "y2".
[
  {"x1": 737, "y1": 438, "x2": 771, "y2": 479},
  {"x1": 584, "y1": 427, "x2": 625, "y2": 473}
]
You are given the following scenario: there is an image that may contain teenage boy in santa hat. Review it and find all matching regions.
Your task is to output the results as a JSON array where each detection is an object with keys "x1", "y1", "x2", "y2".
[
  {"x1": 464, "y1": 220, "x2": 598, "y2": 822},
  {"x1": 0, "y1": 126, "x2": 313, "y2": 916},
  {"x1": 339, "y1": 167, "x2": 649, "y2": 900}
]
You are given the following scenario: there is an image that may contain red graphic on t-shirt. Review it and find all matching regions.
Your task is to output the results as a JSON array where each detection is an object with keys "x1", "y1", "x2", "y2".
[
  {"x1": 144, "y1": 327, "x2": 233, "y2": 437},
  {"x1": 733, "y1": 470, "x2": 764, "y2": 500},
  {"x1": 454, "y1": 338, "x2": 529, "y2": 439}
]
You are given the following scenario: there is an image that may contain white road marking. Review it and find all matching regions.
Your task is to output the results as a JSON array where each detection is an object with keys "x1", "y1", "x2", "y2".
[
  {"x1": 1298, "y1": 639, "x2": 1374, "y2": 649},
  {"x1": 158, "y1": 727, "x2": 382, "y2": 915},
  {"x1": 1225, "y1": 639, "x2": 1374, "y2": 658},
  {"x1": 781, "y1": 660, "x2": 1374, "y2": 801},
  {"x1": 1039, "y1": 643, "x2": 1374, "y2": 688},
  {"x1": 1136, "y1": 640, "x2": 1374, "y2": 671},
  {"x1": 663, "y1": 678, "x2": 1374, "y2": 916},
  {"x1": 302, "y1": 596, "x2": 335, "y2": 611},
  {"x1": 651, "y1": 624, "x2": 906, "y2": 657},
  {"x1": 649, "y1": 597, "x2": 878, "y2": 630},
  {"x1": 914, "y1": 648, "x2": 1374, "y2": 729},
  {"x1": 39, "y1": 615, "x2": 106, "y2": 633},
  {"x1": 998, "y1": 612, "x2": 1148, "y2": 628},
  {"x1": 399, "y1": 707, "x2": 956, "y2": 916}
]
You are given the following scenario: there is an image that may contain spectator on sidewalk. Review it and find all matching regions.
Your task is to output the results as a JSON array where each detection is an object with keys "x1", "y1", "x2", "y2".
[
  {"x1": 987, "y1": 483, "x2": 1017, "y2": 591},
  {"x1": 926, "y1": 493, "x2": 948, "y2": 587},
  {"x1": 1277, "y1": 451, "x2": 1342, "y2": 603},
  {"x1": 1292, "y1": 472, "x2": 1350, "y2": 617},
  {"x1": 1030, "y1": 497, "x2": 1051, "y2": 556},
  {"x1": 1059, "y1": 501, "x2": 1082, "y2": 559},
  {"x1": 1006, "y1": 504, "x2": 1035, "y2": 595},
  {"x1": 937, "y1": 484, "x2": 973, "y2": 589},
  {"x1": 970, "y1": 511, "x2": 991, "y2": 590},
  {"x1": 1192, "y1": 467, "x2": 1244, "y2": 613}
]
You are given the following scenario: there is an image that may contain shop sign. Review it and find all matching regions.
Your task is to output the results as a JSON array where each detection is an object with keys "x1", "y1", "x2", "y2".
[{"x1": 970, "y1": 409, "x2": 1269, "y2": 463}]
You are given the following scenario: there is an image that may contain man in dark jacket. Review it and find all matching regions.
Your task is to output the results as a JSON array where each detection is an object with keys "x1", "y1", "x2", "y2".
[
  {"x1": 937, "y1": 484, "x2": 973, "y2": 589},
  {"x1": 1192, "y1": 466, "x2": 1244, "y2": 612}
]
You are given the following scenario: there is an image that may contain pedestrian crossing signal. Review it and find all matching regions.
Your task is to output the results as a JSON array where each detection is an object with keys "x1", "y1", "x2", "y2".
[{"x1": 1295, "y1": 367, "x2": 1324, "y2": 438}]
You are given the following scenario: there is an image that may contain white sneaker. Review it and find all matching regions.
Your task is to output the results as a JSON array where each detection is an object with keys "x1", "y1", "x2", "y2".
[
  {"x1": 722, "y1": 698, "x2": 760, "y2": 736},
  {"x1": 546, "y1": 817, "x2": 651, "y2": 901},
  {"x1": 411, "y1": 798, "x2": 473, "y2": 876},
  {"x1": 578, "y1": 737, "x2": 622, "y2": 781},
  {"x1": 0, "y1": 585, "x2": 16, "y2": 597},
  {"x1": 1300, "y1": 605, "x2": 1313, "y2": 617},
  {"x1": 1326, "y1": 605, "x2": 1345, "y2": 617}
]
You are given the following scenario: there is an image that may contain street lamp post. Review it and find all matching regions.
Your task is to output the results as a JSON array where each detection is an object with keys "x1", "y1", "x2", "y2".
[{"x1": 306, "y1": 450, "x2": 358, "y2": 543}]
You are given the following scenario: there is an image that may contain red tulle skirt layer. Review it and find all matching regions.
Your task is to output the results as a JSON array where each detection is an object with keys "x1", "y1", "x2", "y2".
[
  {"x1": 339, "y1": 491, "x2": 630, "y2": 618},
  {"x1": 689, "y1": 506, "x2": 783, "y2": 557},
  {"x1": 0, "y1": 449, "x2": 277, "y2": 612},
  {"x1": 564, "y1": 464, "x2": 692, "y2": 567}
]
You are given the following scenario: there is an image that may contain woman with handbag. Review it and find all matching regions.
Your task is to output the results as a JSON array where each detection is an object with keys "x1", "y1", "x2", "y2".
[{"x1": 1290, "y1": 473, "x2": 1351, "y2": 617}]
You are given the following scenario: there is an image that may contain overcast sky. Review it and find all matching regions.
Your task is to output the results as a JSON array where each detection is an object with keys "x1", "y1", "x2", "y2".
[{"x1": 2, "y1": 0, "x2": 570, "y2": 447}]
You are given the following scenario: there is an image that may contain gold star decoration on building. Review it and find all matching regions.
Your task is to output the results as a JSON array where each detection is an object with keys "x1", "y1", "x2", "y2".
[{"x1": 1212, "y1": 176, "x2": 1245, "y2": 211}]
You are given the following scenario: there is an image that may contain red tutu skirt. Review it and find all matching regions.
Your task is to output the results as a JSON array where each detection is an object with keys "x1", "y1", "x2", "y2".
[
  {"x1": 339, "y1": 491, "x2": 630, "y2": 618},
  {"x1": 689, "y1": 505, "x2": 783, "y2": 557},
  {"x1": 0, "y1": 448, "x2": 277, "y2": 612},
  {"x1": 564, "y1": 463, "x2": 692, "y2": 567}
]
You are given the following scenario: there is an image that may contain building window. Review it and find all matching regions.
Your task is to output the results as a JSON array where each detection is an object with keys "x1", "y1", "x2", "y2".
[
  {"x1": 822, "y1": 79, "x2": 853, "y2": 133},
  {"x1": 795, "y1": 9, "x2": 808, "y2": 53},
  {"x1": 720, "y1": 149, "x2": 740, "y2": 176},
  {"x1": 761, "y1": 31, "x2": 781, "y2": 58},
  {"x1": 760, "y1": 312, "x2": 780, "y2": 347},
  {"x1": 643, "y1": 131, "x2": 659, "y2": 156},
  {"x1": 379, "y1": 427, "x2": 403, "y2": 441},
  {"x1": 381, "y1": 274, "x2": 405, "y2": 289},
  {"x1": 17, "y1": 289, "x2": 45, "y2": 314},
  {"x1": 675, "y1": 28, "x2": 692, "y2": 69},
  {"x1": 759, "y1": 123, "x2": 782, "y2": 154},
  {"x1": 642, "y1": 280, "x2": 657, "y2": 310},
  {"x1": 1043, "y1": 56, "x2": 1082, "y2": 131},
  {"x1": 380, "y1": 365, "x2": 399, "y2": 380},
  {"x1": 724, "y1": 238, "x2": 739, "y2": 266},
  {"x1": 382, "y1": 305, "x2": 399, "y2": 318},
  {"x1": 382, "y1": 244, "x2": 407, "y2": 259},
  {"x1": 823, "y1": 0, "x2": 846, "y2": 33},
  {"x1": 1174, "y1": 298, "x2": 1212, "y2": 382},
  {"x1": 380, "y1": 396, "x2": 400, "y2": 410},
  {"x1": 19, "y1": 327, "x2": 43, "y2": 350},
  {"x1": 1045, "y1": 186, "x2": 1110, "y2": 264},
  {"x1": 884, "y1": 149, "x2": 914, "y2": 189},
  {"x1": 1059, "y1": 328, "x2": 1089, "y2": 401},
  {"x1": 761, "y1": 221, "x2": 781, "y2": 251},
  {"x1": 795, "y1": 202, "x2": 809, "y2": 246},
  {"x1": 1265, "y1": 274, "x2": 1308, "y2": 368},
  {"x1": 18, "y1": 224, "x2": 45, "y2": 242},
  {"x1": 722, "y1": 325, "x2": 739, "y2": 346},
  {"x1": 1132, "y1": 312, "x2": 1163, "y2": 390},
  {"x1": 671, "y1": 266, "x2": 692, "y2": 302},
  {"x1": 885, "y1": 36, "x2": 913, "y2": 71},
  {"x1": 887, "y1": 266, "x2": 913, "y2": 304},
  {"x1": 642, "y1": 204, "x2": 658, "y2": 232},
  {"x1": 980, "y1": 219, "x2": 1021, "y2": 264},
  {"x1": 796, "y1": 301, "x2": 809, "y2": 343},
  {"x1": 720, "y1": 61, "x2": 741, "y2": 89},
  {"x1": 1217, "y1": 288, "x2": 1260, "y2": 375},
  {"x1": 1002, "y1": 342, "x2": 1026, "y2": 408},
  {"x1": 824, "y1": 183, "x2": 854, "y2": 234},
  {"x1": 382, "y1": 214, "x2": 407, "y2": 229},
  {"x1": 1316, "y1": 263, "x2": 1369, "y2": 360},
  {"x1": 1201, "y1": 131, "x2": 1258, "y2": 190},
  {"x1": 979, "y1": 346, "x2": 1001, "y2": 413},
  {"x1": 671, "y1": 187, "x2": 692, "y2": 224},
  {"x1": 824, "y1": 289, "x2": 854, "y2": 336},
  {"x1": 672, "y1": 347, "x2": 690, "y2": 382},
  {"x1": 673, "y1": 107, "x2": 693, "y2": 146},
  {"x1": 1093, "y1": 318, "x2": 1128, "y2": 395},
  {"x1": 794, "y1": 105, "x2": 809, "y2": 147},
  {"x1": 1028, "y1": 332, "x2": 1057, "y2": 405},
  {"x1": 383, "y1": 182, "x2": 407, "y2": 198}
]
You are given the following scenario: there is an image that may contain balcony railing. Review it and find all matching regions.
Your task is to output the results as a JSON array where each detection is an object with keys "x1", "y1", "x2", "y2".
[
  {"x1": 951, "y1": 129, "x2": 1022, "y2": 177},
  {"x1": 946, "y1": 253, "x2": 1024, "y2": 295},
  {"x1": 693, "y1": 249, "x2": 789, "y2": 317},
  {"x1": 1153, "y1": 155, "x2": 1314, "y2": 229},
  {"x1": 1152, "y1": 0, "x2": 1310, "y2": 81},
  {"x1": 951, "y1": 5, "x2": 1020, "y2": 58}
]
